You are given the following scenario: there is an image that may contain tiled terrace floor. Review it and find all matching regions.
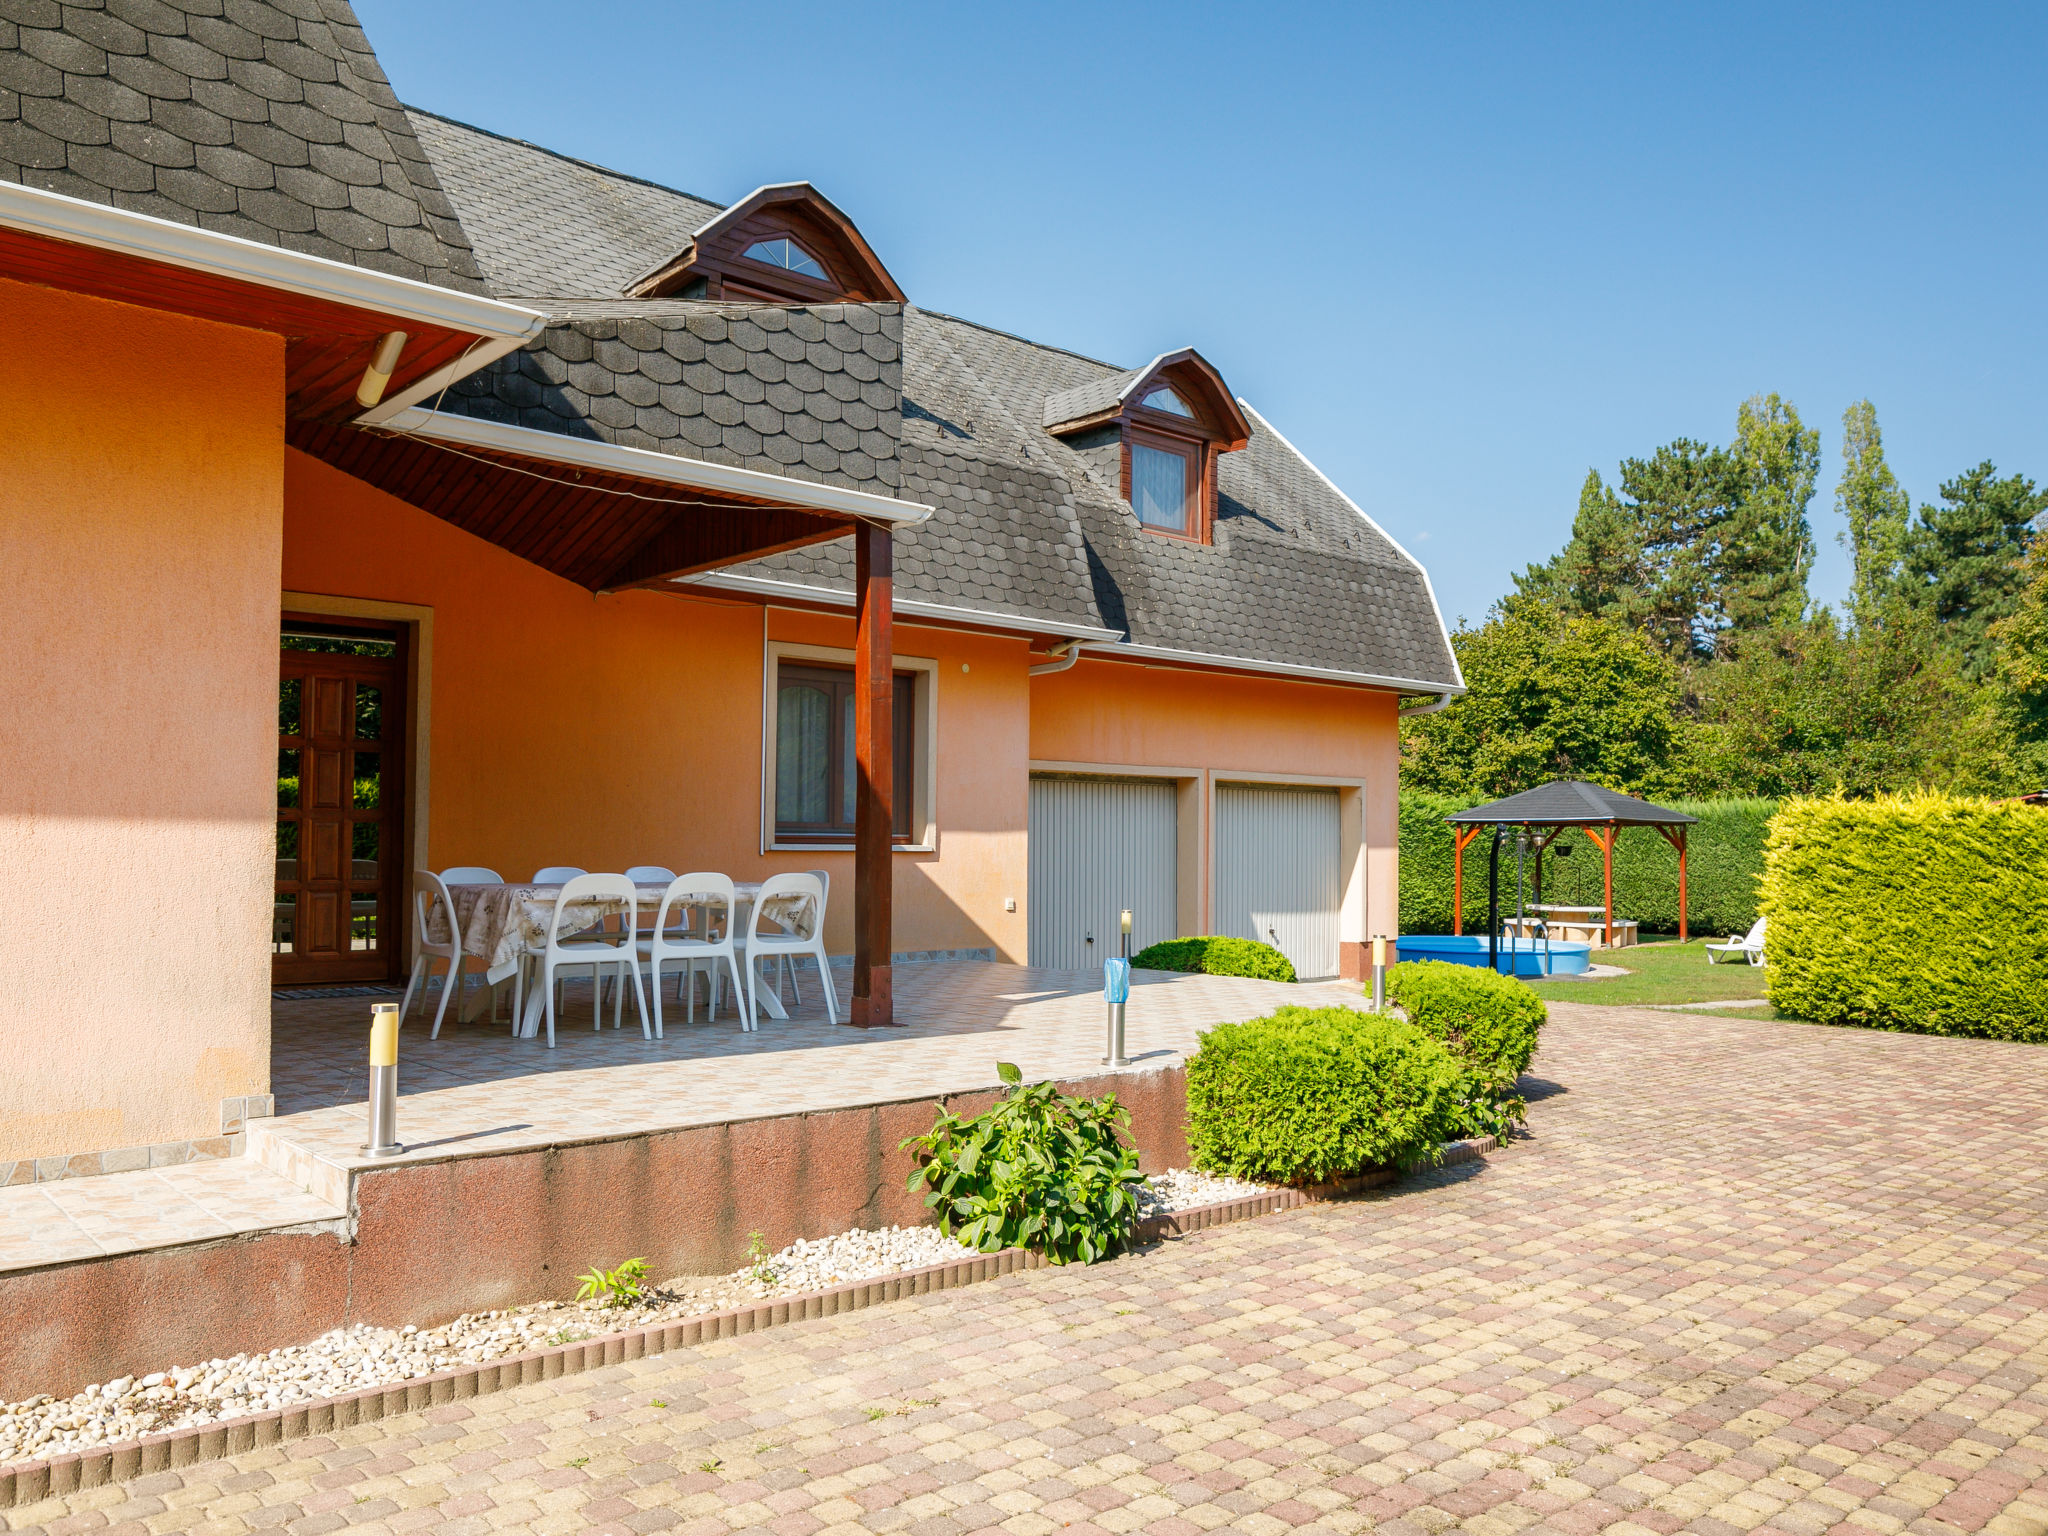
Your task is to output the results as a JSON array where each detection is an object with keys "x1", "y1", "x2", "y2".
[
  {"x1": 13, "y1": 1004, "x2": 2048, "y2": 1534},
  {"x1": 255, "y1": 961, "x2": 1358, "y2": 1207},
  {"x1": 1, "y1": 963, "x2": 1348, "y2": 1273}
]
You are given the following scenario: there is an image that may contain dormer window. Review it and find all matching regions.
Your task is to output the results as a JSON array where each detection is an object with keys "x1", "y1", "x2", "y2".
[
  {"x1": 743, "y1": 236, "x2": 827, "y2": 281},
  {"x1": 1040, "y1": 347, "x2": 1253, "y2": 546},
  {"x1": 1130, "y1": 439, "x2": 1196, "y2": 533}
]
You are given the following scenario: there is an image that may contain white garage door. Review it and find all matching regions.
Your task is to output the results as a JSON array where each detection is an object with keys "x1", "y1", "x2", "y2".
[
  {"x1": 1028, "y1": 775, "x2": 1177, "y2": 971},
  {"x1": 1214, "y1": 783, "x2": 1341, "y2": 980}
]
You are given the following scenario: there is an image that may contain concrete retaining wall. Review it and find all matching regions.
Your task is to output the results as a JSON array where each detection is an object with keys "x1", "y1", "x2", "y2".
[{"x1": 0, "y1": 1065, "x2": 1188, "y2": 1402}]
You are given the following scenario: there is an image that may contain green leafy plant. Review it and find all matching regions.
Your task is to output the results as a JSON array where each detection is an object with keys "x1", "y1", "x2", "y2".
[
  {"x1": 1131, "y1": 935, "x2": 1296, "y2": 982},
  {"x1": 1385, "y1": 960, "x2": 1546, "y2": 1088},
  {"x1": 574, "y1": 1257, "x2": 650, "y2": 1309},
  {"x1": 1185, "y1": 1007, "x2": 1463, "y2": 1185},
  {"x1": 746, "y1": 1231, "x2": 775, "y2": 1285},
  {"x1": 901, "y1": 1061, "x2": 1144, "y2": 1264},
  {"x1": 1443, "y1": 1078, "x2": 1528, "y2": 1143}
]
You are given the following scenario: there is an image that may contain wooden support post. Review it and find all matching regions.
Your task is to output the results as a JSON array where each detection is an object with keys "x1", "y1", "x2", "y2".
[
  {"x1": 852, "y1": 521, "x2": 894, "y2": 1027},
  {"x1": 1601, "y1": 827, "x2": 1613, "y2": 948},
  {"x1": 1451, "y1": 827, "x2": 1480, "y2": 935},
  {"x1": 1582, "y1": 826, "x2": 1613, "y2": 948},
  {"x1": 1651, "y1": 824, "x2": 1690, "y2": 944}
]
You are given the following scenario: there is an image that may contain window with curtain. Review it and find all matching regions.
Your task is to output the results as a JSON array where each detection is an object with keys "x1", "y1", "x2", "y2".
[
  {"x1": 775, "y1": 663, "x2": 916, "y2": 842},
  {"x1": 1130, "y1": 439, "x2": 1193, "y2": 532}
]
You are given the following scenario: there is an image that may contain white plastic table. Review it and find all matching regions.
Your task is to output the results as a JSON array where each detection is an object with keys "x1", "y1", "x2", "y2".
[{"x1": 435, "y1": 879, "x2": 783, "y2": 1036}]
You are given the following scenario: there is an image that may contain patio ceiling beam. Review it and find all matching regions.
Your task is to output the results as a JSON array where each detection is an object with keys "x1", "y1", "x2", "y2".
[{"x1": 598, "y1": 506, "x2": 854, "y2": 591}]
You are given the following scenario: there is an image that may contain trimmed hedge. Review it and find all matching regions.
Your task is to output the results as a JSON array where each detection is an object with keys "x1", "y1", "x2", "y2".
[
  {"x1": 1131, "y1": 935, "x2": 1297, "y2": 983},
  {"x1": 1185, "y1": 1006, "x2": 1461, "y2": 1184},
  {"x1": 1385, "y1": 960, "x2": 1545, "y2": 1087},
  {"x1": 1399, "y1": 791, "x2": 1776, "y2": 937},
  {"x1": 1762, "y1": 793, "x2": 2048, "y2": 1042}
]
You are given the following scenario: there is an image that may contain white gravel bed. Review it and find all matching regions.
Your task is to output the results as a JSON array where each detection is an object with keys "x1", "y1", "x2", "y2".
[
  {"x1": 1, "y1": 1172, "x2": 1272, "y2": 1467},
  {"x1": 1135, "y1": 1167, "x2": 1274, "y2": 1217},
  {"x1": 0, "y1": 1224, "x2": 974, "y2": 1468}
]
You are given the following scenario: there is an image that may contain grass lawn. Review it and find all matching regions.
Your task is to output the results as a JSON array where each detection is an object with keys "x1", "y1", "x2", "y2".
[{"x1": 1523, "y1": 939, "x2": 1775, "y2": 1008}]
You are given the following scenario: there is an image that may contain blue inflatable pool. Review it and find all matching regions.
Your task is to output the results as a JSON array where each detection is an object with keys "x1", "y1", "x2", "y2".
[{"x1": 1397, "y1": 933, "x2": 1592, "y2": 977}]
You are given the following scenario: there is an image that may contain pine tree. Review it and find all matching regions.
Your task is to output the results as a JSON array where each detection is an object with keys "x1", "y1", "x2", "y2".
[{"x1": 1901, "y1": 462, "x2": 2047, "y2": 678}]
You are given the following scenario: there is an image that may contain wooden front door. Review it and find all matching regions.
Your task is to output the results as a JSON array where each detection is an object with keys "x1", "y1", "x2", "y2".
[{"x1": 275, "y1": 619, "x2": 405, "y2": 984}]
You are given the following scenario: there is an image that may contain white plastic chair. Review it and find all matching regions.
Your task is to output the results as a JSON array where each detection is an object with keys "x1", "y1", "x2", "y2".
[
  {"x1": 532, "y1": 866, "x2": 586, "y2": 885},
  {"x1": 537, "y1": 873, "x2": 648, "y2": 1047},
  {"x1": 625, "y1": 865, "x2": 677, "y2": 884},
  {"x1": 777, "y1": 868, "x2": 832, "y2": 1005},
  {"x1": 434, "y1": 867, "x2": 510, "y2": 1022},
  {"x1": 399, "y1": 870, "x2": 468, "y2": 1037},
  {"x1": 745, "y1": 872, "x2": 833, "y2": 1027},
  {"x1": 637, "y1": 874, "x2": 748, "y2": 1035},
  {"x1": 1705, "y1": 916, "x2": 1767, "y2": 967}
]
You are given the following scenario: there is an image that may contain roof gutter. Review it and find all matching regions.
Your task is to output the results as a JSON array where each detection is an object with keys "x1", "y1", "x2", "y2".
[
  {"x1": 363, "y1": 409, "x2": 934, "y2": 526},
  {"x1": 0, "y1": 180, "x2": 545, "y2": 341},
  {"x1": 1101, "y1": 638, "x2": 1466, "y2": 696},
  {"x1": 1028, "y1": 640, "x2": 1087, "y2": 676},
  {"x1": 672, "y1": 572, "x2": 1119, "y2": 640},
  {"x1": 1398, "y1": 695, "x2": 1454, "y2": 720}
]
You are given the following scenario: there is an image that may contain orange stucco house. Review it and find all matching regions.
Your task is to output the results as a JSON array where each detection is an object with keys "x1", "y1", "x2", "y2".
[{"x1": 0, "y1": 1, "x2": 1461, "y2": 1171}]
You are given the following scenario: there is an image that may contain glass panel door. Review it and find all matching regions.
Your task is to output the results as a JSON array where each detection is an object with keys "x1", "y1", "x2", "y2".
[{"x1": 275, "y1": 621, "x2": 404, "y2": 984}]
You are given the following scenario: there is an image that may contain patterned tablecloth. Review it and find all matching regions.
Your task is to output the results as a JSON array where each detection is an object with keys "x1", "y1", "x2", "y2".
[{"x1": 432, "y1": 880, "x2": 809, "y2": 978}]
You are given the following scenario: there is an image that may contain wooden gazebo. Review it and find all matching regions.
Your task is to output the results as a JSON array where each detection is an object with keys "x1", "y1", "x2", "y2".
[{"x1": 1446, "y1": 781, "x2": 1699, "y2": 945}]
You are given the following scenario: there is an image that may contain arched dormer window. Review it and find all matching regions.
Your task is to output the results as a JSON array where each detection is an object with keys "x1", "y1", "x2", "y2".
[
  {"x1": 743, "y1": 237, "x2": 827, "y2": 281},
  {"x1": 1040, "y1": 349, "x2": 1252, "y2": 545},
  {"x1": 629, "y1": 184, "x2": 907, "y2": 303}
]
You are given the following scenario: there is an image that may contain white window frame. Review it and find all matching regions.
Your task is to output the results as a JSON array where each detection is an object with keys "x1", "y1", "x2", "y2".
[{"x1": 762, "y1": 640, "x2": 938, "y2": 853}]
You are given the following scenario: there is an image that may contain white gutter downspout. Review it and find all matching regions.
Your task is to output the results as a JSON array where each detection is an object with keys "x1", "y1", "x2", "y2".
[
  {"x1": 1029, "y1": 640, "x2": 1087, "y2": 676},
  {"x1": 1398, "y1": 695, "x2": 1454, "y2": 720}
]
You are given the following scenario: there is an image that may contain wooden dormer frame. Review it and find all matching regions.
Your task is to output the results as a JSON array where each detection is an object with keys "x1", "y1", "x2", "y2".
[
  {"x1": 1047, "y1": 349, "x2": 1250, "y2": 545},
  {"x1": 628, "y1": 183, "x2": 906, "y2": 304}
]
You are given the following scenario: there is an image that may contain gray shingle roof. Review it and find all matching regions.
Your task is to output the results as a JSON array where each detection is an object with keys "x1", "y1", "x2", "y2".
[
  {"x1": 1445, "y1": 782, "x2": 1699, "y2": 826},
  {"x1": 0, "y1": 0, "x2": 484, "y2": 290},
  {"x1": 1042, "y1": 369, "x2": 1139, "y2": 430},
  {"x1": 405, "y1": 109, "x2": 721, "y2": 299},
  {"x1": 436, "y1": 300, "x2": 902, "y2": 496},
  {"x1": 393, "y1": 103, "x2": 1461, "y2": 687}
]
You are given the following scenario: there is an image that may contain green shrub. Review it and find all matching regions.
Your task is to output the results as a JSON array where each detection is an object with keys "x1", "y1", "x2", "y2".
[
  {"x1": 901, "y1": 1062, "x2": 1144, "y2": 1264},
  {"x1": 1131, "y1": 935, "x2": 1297, "y2": 982},
  {"x1": 1185, "y1": 1007, "x2": 1462, "y2": 1184},
  {"x1": 1385, "y1": 960, "x2": 1546, "y2": 1088},
  {"x1": 1762, "y1": 793, "x2": 2048, "y2": 1042},
  {"x1": 1398, "y1": 791, "x2": 1777, "y2": 936}
]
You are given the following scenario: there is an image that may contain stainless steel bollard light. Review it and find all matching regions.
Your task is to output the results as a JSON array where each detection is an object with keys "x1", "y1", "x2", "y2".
[
  {"x1": 1371, "y1": 934, "x2": 1389, "y2": 1012},
  {"x1": 361, "y1": 1002, "x2": 404, "y2": 1158},
  {"x1": 1104, "y1": 908, "x2": 1133, "y2": 1066}
]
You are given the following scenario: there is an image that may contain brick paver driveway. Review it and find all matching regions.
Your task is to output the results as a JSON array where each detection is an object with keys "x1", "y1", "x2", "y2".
[{"x1": 12, "y1": 1004, "x2": 2048, "y2": 1536}]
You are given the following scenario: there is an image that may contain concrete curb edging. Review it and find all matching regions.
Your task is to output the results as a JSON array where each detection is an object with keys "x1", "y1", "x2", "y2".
[{"x1": 0, "y1": 1135, "x2": 1502, "y2": 1510}]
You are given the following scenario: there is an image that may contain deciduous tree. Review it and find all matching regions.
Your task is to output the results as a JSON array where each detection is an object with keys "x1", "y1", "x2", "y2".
[{"x1": 1402, "y1": 606, "x2": 1690, "y2": 799}]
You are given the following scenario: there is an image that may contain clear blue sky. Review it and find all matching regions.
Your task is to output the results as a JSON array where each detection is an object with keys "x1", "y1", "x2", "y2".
[{"x1": 357, "y1": 2, "x2": 2046, "y2": 629}]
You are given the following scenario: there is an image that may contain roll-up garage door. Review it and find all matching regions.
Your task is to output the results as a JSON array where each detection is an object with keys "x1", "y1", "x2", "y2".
[
  {"x1": 1214, "y1": 783, "x2": 1341, "y2": 980},
  {"x1": 1028, "y1": 775, "x2": 1177, "y2": 971}
]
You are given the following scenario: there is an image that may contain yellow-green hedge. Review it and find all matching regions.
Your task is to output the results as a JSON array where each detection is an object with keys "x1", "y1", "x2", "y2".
[{"x1": 1762, "y1": 794, "x2": 2048, "y2": 1042}]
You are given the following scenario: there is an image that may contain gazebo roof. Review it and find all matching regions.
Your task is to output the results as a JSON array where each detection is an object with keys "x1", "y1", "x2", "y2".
[{"x1": 1444, "y1": 780, "x2": 1698, "y2": 827}]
